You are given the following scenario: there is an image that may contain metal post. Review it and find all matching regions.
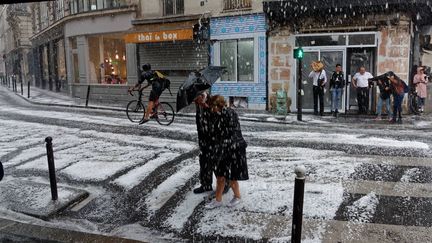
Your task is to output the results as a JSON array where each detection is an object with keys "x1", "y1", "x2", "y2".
[
  {"x1": 20, "y1": 80, "x2": 23, "y2": 95},
  {"x1": 85, "y1": 85, "x2": 91, "y2": 107},
  {"x1": 291, "y1": 166, "x2": 306, "y2": 243},
  {"x1": 28, "y1": 81, "x2": 30, "y2": 98},
  {"x1": 45, "y1": 137, "x2": 58, "y2": 200},
  {"x1": 297, "y1": 59, "x2": 303, "y2": 121}
]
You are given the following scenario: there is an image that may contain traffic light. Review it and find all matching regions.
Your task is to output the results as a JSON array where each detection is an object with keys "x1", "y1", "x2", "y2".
[{"x1": 294, "y1": 47, "x2": 304, "y2": 59}]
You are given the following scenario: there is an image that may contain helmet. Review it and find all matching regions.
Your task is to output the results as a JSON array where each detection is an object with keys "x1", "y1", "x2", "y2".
[{"x1": 142, "y1": 63, "x2": 151, "y2": 71}]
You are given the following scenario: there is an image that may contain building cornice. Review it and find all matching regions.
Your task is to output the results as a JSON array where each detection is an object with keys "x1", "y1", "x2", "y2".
[{"x1": 30, "y1": 5, "x2": 137, "y2": 42}]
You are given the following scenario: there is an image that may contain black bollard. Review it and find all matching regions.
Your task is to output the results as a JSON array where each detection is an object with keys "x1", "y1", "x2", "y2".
[
  {"x1": 28, "y1": 81, "x2": 30, "y2": 98},
  {"x1": 45, "y1": 137, "x2": 58, "y2": 200},
  {"x1": 0, "y1": 161, "x2": 3, "y2": 182},
  {"x1": 291, "y1": 166, "x2": 306, "y2": 243},
  {"x1": 85, "y1": 85, "x2": 91, "y2": 107}
]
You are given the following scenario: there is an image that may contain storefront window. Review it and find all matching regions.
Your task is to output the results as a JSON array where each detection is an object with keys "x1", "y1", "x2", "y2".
[
  {"x1": 296, "y1": 35, "x2": 347, "y2": 46},
  {"x1": 87, "y1": 35, "x2": 127, "y2": 84},
  {"x1": 220, "y1": 39, "x2": 254, "y2": 82}
]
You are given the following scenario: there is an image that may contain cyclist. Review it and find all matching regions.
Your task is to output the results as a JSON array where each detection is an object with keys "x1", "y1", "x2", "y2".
[{"x1": 129, "y1": 63, "x2": 165, "y2": 124}]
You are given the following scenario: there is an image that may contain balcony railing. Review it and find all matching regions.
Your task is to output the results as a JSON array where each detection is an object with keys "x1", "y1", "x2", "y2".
[{"x1": 223, "y1": 0, "x2": 252, "y2": 11}]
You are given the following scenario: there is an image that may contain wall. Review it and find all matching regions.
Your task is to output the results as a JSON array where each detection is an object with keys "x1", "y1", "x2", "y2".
[
  {"x1": 267, "y1": 29, "x2": 295, "y2": 112},
  {"x1": 377, "y1": 21, "x2": 411, "y2": 81},
  {"x1": 210, "y1": 13, "x2": 267, "y2": 110}
]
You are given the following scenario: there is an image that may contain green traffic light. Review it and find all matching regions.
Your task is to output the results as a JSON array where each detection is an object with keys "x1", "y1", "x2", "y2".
[{"x1": 294, "y1": 47, "x2": 304, "y2": 59}]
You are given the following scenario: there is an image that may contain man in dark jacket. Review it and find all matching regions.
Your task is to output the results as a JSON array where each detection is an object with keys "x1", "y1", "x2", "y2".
[
  {"x1": 193, "y1": 91, "x2": 213, "y2": 193},
  {"x1": 330, "y1": 64, "x2": 345, "y2": 117}
]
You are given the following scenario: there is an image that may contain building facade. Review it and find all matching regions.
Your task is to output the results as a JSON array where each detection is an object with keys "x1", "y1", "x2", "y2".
[
  {"x1": 264, "y1": 0, "x2": 432, "y2": 113},
  {"x1": 0, "y1": 4, "x2": 33, "y2": 85}
]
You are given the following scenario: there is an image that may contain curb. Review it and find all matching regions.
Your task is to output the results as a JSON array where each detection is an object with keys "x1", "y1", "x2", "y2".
[{"x1": 0, "y1": 217, "x2": 145, "y2": 243}]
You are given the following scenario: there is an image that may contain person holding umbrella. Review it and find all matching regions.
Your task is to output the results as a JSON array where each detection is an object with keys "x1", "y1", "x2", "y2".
[{"x1": 204, "y1": 95, "x2": 249, "y2": 209}]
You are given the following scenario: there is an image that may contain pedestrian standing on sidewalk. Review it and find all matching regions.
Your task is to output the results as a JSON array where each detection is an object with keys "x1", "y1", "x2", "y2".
[
  {"x1": 388, "y1": 72, "x2": 408, "y2": 123},
  {"x1": 193, "y1": 91, "x2": 230, "y2": 194},
  {"x1": 329, "y1": 64, "x2": 345, "y2": 117},
  {"x1": 205, "y1": 95, "x2": 249, "y2": 209},
  {"x1": 352, "y1": 67, "x2": 374, "y2": 114},
  {"x1": 375, "y1": 79, "x2": 393, "y2": 120},
  {"x1": 413, "y1": 67, "x2": 429, "y2": 113},
  {"x1": 309, "y1": 61, "x2": 327, "y2": 116}
]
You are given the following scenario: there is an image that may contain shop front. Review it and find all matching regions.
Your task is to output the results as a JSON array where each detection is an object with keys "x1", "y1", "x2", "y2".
[
  {"x1": 31, "y1": 24, "x2": 67, "y2": 92},
  {"x1": 210, "y1": 13, "x2": 267, "y2": 110},
  {"x1": 263, "y1": 0, "x2": 429, "y2": 114},
  {"x1": 126, "y1": 19, "x2": 208, "y2": 105},
  {"x1": 64, "y1": 11, "x2": 135, "y2": 106}
]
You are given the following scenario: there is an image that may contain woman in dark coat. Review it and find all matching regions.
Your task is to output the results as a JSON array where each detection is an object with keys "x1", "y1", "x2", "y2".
[{"x1": 205, "y1": 95, "x2": 249, "y2": 209}]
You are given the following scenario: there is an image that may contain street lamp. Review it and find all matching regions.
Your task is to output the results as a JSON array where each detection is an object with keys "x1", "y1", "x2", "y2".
[{"x1": 294, "y1": 47, "x2": 304, "y2": 121}]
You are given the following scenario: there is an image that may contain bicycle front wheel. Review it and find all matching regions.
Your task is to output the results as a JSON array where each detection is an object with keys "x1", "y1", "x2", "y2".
[
  {"x1": 156, "y1": 102, "x2": 175, "y2": 126},
  {"x1": 126, "y1": 100, "x2": 146, "y2": 123}
]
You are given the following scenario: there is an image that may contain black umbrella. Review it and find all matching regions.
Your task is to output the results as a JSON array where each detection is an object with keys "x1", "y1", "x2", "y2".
[
  {"x1": 0, "y1": 161, "x2": 3, "y2": 182},
  {"x1": 176, "y1": 66, "x2": 225, "y2": 112}
]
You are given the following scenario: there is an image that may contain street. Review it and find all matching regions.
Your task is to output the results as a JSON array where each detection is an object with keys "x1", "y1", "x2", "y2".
[{"x1": 1, "y1": 86, "x2": 432, "y2": 242}]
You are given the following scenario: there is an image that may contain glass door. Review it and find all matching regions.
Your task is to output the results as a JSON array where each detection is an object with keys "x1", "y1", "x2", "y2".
[{"x1": 298, "y1": 49, "x2": 345, "y2": 111}]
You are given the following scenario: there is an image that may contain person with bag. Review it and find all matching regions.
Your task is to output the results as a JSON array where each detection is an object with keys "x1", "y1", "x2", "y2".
[
  {"x1": 205, "y1": 95, "x2": 248, "y2": 209},
  {"x1": 375, "y1": 79, "x2": 393, "y2": 120},
  {"x1": 329, "y1": 64, "x2": 345, "y2": 117},
  {"x1": 387, "y1": 71, "x2": 408, "y2": 123},
  {"x1": 413, "y1": 66, "x2": 429, "y2": 113},
  {"x1": 352, "y1": 67, "x2": 374, "y2": 114},
  {"x1": 309, "y1": 61, "x2": 327, "y2": 116}
]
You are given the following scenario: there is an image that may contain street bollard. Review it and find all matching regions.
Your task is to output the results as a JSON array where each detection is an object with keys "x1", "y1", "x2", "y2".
[
  {"x1": 0, "y1": 161, "x2": 3, "y2": 182},
  {"x1": 28, "y1": 81, "x2": 30, "y2": 98},
  {"x1": 45, "y1": 137, "x2": 58, "y2": 200},
  {"x1": 85, "y1": 85, "x2": 91, "y2": 107},
  {"x1": 20, "y1": 81, "x2": 23, "y2": 95},
  {"x1": 291, "y1": 166, "x2": 306, "y2": 243}
]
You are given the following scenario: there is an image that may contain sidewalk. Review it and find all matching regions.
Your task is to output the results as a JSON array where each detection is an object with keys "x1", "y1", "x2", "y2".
[{"x1": 5, "y1": 84, "x2": 432, "y2": 127}]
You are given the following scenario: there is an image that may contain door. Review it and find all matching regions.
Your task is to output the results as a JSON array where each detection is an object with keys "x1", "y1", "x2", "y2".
[
  {"x1": 299, "y1": 49, "x2": 345, "y2": 111},
  {"x1": 347, "y1": 48, "x2": 375, "y2": 111}
]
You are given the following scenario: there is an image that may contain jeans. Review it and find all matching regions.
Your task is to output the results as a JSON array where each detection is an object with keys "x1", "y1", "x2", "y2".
[
  {"x1": 313, "y1": 86, "x2": 324, "y2": 114},
  {"x1": 357, "y1": 87, "x2": 369, "y2": 114},
  {"x1": 331, "y1": 88, "x2": 342, "y2": 112},
  {"x1": 376, "y1": 97, "x2": 392, "y2": 118},
  {"x1": 393, "y1": 93, "x2": 404, "y2": 120}
]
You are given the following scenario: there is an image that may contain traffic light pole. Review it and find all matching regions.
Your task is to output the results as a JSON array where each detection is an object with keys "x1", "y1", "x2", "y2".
[{"x1": 297, "y1": 59, "x2": 303, "y2": 121}]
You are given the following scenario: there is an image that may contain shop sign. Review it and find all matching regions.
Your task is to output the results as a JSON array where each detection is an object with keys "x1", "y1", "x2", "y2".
[{"x1": 125, "y1": 29, "x2": 193, "y2": 43}]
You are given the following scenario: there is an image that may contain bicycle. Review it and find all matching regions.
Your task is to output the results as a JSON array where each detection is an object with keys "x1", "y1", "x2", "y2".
[
  {"x1": 408, "y1": 88, "x2": 421, "y2": 115},
  {"x1": 126, "y1": 87, "x2": 175, "y2": 126}
]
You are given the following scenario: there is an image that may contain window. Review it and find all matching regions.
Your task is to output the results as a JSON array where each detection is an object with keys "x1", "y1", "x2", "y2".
[
  {"x1": 70, "y1": 0, "x2": 127, "y2": 14},
  {"x1": 220, "y1": 39, "x2": 254, "y2": 82},
  {"x1": 223, "y1": 0, "x2": 252, "y2": 11},
  {"x1": 163, "y1": 0, "x2": 184, "y2": 16},
  {"x1": 56, "y1": 0, "x2": 65, "y2": 20}
]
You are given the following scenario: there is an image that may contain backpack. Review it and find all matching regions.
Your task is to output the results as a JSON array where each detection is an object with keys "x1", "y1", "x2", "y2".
[
  {"x1": 155, "y1": 71, "x2": 172, "y2": 95},
  {"x1": 402, "y1": 80, "x2": 409, "y2": 93}
]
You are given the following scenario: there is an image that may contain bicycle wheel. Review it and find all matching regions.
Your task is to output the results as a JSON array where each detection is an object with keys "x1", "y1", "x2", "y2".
[
  {"x1": 155, "y1": 102, "x2": 175, "y2": 126},
  {"x1": 126, "y1": 100, "x2": 146, "y2": 123},
  {"x1": 409, "y1": 95, "x2": 420, "y2": 115}
]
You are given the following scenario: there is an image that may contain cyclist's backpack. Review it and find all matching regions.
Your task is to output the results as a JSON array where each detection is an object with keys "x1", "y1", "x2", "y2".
[{"x1": 155, "y1": 71, "x2": 172, "y2": 95}]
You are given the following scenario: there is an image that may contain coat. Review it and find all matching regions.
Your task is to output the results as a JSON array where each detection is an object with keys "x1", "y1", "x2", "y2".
[
  {"x1": 195, "y1": 105, "x2": 212, "y2": 150},
  {"x1": 413, "y1": 74, "x2": 428, "y2": 98},
  {"x1": 213, "y1": 108, "x2": 248, "y2": 181}
]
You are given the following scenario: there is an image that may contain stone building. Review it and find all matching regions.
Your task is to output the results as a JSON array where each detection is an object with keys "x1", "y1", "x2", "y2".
[
  {"x1": 264, "y1": 0, "x2": 432, "y2": 113},
  {"x1": 0, "y1": 3, "x2": 33, "y2": 84}
]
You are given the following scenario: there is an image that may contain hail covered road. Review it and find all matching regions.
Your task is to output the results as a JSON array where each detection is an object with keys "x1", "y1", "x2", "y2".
[{"x1": 1, "y1": 86, "x2": 432, "y2": 242}]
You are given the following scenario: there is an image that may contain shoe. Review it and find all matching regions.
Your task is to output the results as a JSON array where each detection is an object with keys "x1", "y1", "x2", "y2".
[
  {"x1": 389, "y1": 118, "x2": 396, "y2": 124},
  {"x1": 313, "y1": 111, "x2": 318, "y2": 116},
  {"x1": 139, "y1": 118, "x2": 149, "y2": 125},
  {"x1": 227, "y1": 197, "x2": 241, "y2": 208},
  {"x1": 204, "y1": 199, "x2": 223, "y2": 209},
  {"x1": 320, "y1": 112, "x2": 324, "y2": 116},
  {"x1": 223, "y1": 184, "x2": 230, "y2": 194},
  {"x1": 193, "y1": 186, "x2": 212, "y2": 194},
  {"x1": 374, "y1": 116, "x2": 381, "y2": 121},
  {"x1": 397, "y1": 118, "x2": 402, "y2": 124}
]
